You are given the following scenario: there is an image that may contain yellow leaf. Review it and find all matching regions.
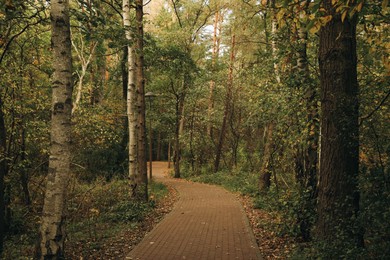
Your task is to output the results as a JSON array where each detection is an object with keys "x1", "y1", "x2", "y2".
[
  {"x1": 341, "y1": 10, "x2": 348, "y2": 22},
  {"x1": 320, "y1": 15, "x2": 333, "y2": 25},
  {"x1": 332, "y1": 0, "x2": 338, "y2": 5},
  {"x1": 309, "y1": 23, "x2": 320, "y2": 34},
  {"x1": 357, "y1": 2, "x2": 363, "y2": 12}
]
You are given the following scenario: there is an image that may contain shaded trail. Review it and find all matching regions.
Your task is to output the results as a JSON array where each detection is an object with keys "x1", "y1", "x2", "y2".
[{"x1": 126, "y1": 161, "x2": 262, "y2": 260}]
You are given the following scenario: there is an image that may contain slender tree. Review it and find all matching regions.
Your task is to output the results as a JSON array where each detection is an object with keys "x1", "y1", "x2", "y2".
[
  {"x1": 258, "y1": 0, "x2": 278, "y2": 191},
  {"x1": 36, "y1": 0, "x2": 73, "y2": 258},
  {"x1": 123, "y1": 0, "x2": 140, "y2": 197},
  {"x1": 316, "y1": 0, "x2": 362, "y2": 247},
  {"x1": 207, "y1": 9, "x2": 221, "y2": 138},
  {"x1": 214, "y1": 34, "x2": 235, "y2": 173},
  {"x1": 294, "y1": 0, "x2": 319, "y2": 241},
  {"x1": 135, "y1": 0, "x2": 148, "y2": 200}
]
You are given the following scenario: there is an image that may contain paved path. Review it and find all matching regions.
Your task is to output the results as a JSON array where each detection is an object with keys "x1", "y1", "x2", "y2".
[{"x1": 126, "y1": 162, "x2": 262, "y2": 260}]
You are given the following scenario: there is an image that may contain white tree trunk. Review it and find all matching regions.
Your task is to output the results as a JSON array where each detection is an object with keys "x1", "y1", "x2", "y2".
[
  {"x1": 37, "y1": 0, "x2": 73, "y2": 258},
  {"x1": 71, "y1": 38, "x2": 97, "y2": 115},
  {"x1": 123, "y1": 0, "x2": 138, "y2": 192}
]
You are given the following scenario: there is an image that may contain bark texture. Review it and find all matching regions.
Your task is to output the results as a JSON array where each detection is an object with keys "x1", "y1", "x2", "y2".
[
  {"x1": 135, "y1": 0, "x2": 148, "y2": 200},
  {"x1": 37, "y1": 0, "x2": 73, "y2": 258},
  {"x1": 316, "y1": 0, "x2": 361, "y2": 245},
  {"x1": 123, "y1": 0, "x2": 139, "y2": 196}
]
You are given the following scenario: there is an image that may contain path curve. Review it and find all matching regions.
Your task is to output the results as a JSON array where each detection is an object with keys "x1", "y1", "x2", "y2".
[{"x1": 126, "y1": 162, "x2": 262, "y2": 260}]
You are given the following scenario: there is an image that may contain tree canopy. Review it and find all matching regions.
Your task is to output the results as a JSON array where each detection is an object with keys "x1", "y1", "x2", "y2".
[{"x1": 0, "y1": 0, "x2": 388, "y2": 258}]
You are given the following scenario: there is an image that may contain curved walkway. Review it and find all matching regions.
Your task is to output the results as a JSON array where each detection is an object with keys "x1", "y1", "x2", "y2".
[{"x1": 126, "y1": 162, "x2": 262, "y2": 260}]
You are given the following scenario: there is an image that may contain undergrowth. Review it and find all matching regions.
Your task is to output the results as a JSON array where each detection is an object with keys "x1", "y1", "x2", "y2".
[
  {"x1": 182, "y1": 164, "x2": 390, "y2": 259},
  {"x1": 2, "y1": 177, "x2": 168, "y2": 259}
]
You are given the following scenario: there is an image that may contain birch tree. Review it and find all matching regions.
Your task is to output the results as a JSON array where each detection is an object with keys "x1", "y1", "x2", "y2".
[
  {"x1": 36, "y1": 0, "x2": 73, "y2": 258},
  {"x1": 123, "y1": 0, "x2": 139, "y2": 197},
  {"x1": 123, "y1": 0, "x2": 148, "y2": 200}
]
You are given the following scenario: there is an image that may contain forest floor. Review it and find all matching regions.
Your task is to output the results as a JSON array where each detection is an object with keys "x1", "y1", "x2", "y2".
[
  {"x1": 66, "y1": 177, "x2": 179, "y2": 259},
  {"x1": 4, "y1": 162, "x2": 294, "y2": 259},
  {"x1": 70, "y1": 162, "x2": 295, "y2": 259}
]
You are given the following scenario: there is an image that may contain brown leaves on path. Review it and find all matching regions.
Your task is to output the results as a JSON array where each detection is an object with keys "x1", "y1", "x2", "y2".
[{"x1": 239, "y1": 195, "x2": 296, "y2": 259}]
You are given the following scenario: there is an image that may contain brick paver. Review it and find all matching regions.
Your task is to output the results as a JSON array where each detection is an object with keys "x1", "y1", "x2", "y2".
[{"x1": 126, "y1": 162, "x2": 262, "y2": 260}]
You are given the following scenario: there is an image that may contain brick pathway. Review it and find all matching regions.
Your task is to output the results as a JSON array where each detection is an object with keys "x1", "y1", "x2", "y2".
[{"x1": 126, "y1": 162, "x2": 262, "y2": 260}]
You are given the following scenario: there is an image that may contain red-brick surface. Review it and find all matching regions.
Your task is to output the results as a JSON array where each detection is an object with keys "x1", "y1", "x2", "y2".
[{"x1": 126, "y1": 162, "x2": 262, "y2": 260}]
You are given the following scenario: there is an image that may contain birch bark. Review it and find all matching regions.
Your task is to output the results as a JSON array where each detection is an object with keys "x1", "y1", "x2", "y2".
[
  {"x1": 37, "y1": 0, "x2": 73, "y2": 257},
  {"x1": 123, "y1": 0, "x2": 139, "y2": 195}
]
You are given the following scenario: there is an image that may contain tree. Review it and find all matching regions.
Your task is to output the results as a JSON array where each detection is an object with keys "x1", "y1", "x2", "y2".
[
  {"x1": 122, "y1": 0, "x2": 148, "y2": 200},
  {"x1": 316, "y1": 0, "x2": 362, "y2": 248},
  {"x1": 123, "y1": 0, "x2": 140, "y2": 197},
  {"x1": 293, "y1": 0, "x2": 319, "y2": 241},
  {"x1": 214, "y1": 34, "x2": 235, "y2": 173},
  {"x1": 135, "y1": 0, "x2": 148, "y2": 199},
  {"x1": 258, "y1": 0, "x2": 279, "y2": 191},
  {"x1": 36, "y1": 0, "x2": 73, "y2": 257}
]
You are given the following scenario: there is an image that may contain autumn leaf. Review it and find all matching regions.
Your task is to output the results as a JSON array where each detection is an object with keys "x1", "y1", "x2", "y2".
[{"x1": 341, "y1": 10, "x2": 348, "y2": 22}]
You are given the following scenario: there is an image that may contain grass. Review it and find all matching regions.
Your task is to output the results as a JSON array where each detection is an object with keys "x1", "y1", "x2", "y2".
[
  {"x1": 2, "y1": 177, "x2": 169, "y2": 259},
  {"x1": 184, "y1": 169, "x2": 259, "y2": 196}
]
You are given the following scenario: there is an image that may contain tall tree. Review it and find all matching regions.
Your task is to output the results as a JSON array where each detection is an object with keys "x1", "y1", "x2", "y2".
[
  {"x1": 207, "y1": 9, "x2": 221, "y2": 138},
  {"x1": 36, "y1": 0, "x2": 73, "y2": 258},
  {"x1": 135, "y1": 0, "x2": 148, "y2": 199},
  {"x1": 123, "y1": 0, "x2": 140, "y2": 197},
  {"x1": 258, "y1": 0, "x2": 279, "y2": 191},
  {"x1": 316, "y1": 0, "x2": 362, "y2": 247},
  {"x1": 294, "y1": 0, "x2": 319, "y2": 241},
  {"x1": 214, "y1": 34, "x2": 235, "y2": 173}
]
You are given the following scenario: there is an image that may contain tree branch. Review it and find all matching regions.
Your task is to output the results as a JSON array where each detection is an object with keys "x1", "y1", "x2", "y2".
[{"x1": 359, "y1": 90, "x2": 390, "y2": 126}]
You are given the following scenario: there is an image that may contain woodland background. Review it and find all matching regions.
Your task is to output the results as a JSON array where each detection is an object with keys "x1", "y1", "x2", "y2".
[{"x1": 0, "y1": 0, "x2": 389, "y2": 258}]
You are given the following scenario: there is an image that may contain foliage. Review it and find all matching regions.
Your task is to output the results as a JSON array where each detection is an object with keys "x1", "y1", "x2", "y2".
[
  {"x1": 0, "y1": 0, "x2": 388, "y2": 257},
  {"x1": 72, "y1": 103, "x2": 127, "y2": 181},
  {"x1": 2, "y1": 176, "x2": 169, "y2": 258}
]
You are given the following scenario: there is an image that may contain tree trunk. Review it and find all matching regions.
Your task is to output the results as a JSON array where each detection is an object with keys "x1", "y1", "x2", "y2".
[
  {"x1": 135, "y1": 0, "x2": 148, "y2": 200},
  {"x1": 37, "y1": 0, "x2": 73, "y2": 257},
  {"x1": 20, "y1": 128, "x2": 31, "y2": 206},
  {"x1": 123, "y1": 0, "x2": 139, "y2": 197},
  {"x1": 71, "y1": 38, "x2": 97, "y2": 115},
  {"x1": 0, "y1": 96, "x2": 7, "y2": 254},
  {"x1": 122, "y1": 46, "x2": 128, "y2": 100},
  {"x1": 167, "y1": 140, "x2": 171, "y2": 169},
  {"x1": 207, "y1": 10, "x2": 221, "y2": 137},
  {"x1": 316, "y1": 0, "x2": 362, "y2": 247},
  {"x1": 156, "y1": 131, "x2": 161, "y2": 161},
  {"x1": 259, "y1": 122, "x2": 274, "y2": 191},
  {"x1": 173, "y1": 94, "x2": 184, "y2": 178},
  {"x1": 214, "y1": 34, "x2": 235, "y2": 173},
  {"x1": 295, "y1": 0, "x2": 319, "y2": 241}
]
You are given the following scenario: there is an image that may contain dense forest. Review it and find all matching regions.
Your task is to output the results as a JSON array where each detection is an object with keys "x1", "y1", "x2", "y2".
[{"x1": 0, "y1": 0, "x2": 389, "y2": 259}]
